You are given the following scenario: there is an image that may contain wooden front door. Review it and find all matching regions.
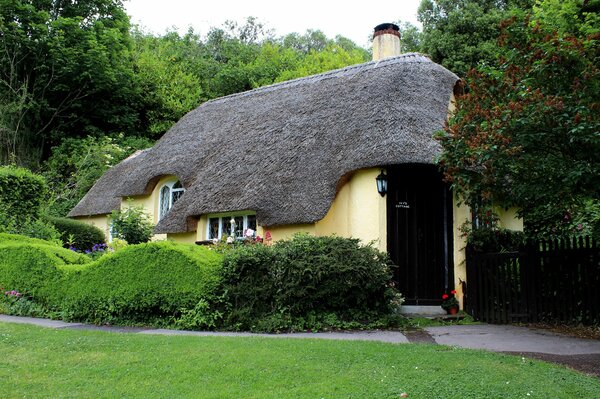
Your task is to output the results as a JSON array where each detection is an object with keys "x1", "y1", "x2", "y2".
[{"x1": 387, "y1": 164, "x2": 453, "y2": 305}]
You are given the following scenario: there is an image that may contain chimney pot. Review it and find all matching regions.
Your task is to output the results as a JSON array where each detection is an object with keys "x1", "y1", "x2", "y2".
[{"x1": 372, "y1": 23, "x2": 401, "y2": 61}]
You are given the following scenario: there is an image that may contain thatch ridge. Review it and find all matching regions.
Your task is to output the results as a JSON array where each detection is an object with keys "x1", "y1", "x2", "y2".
[{"x1": 69, "y1": 54, "x2": 459, "y2": 233}]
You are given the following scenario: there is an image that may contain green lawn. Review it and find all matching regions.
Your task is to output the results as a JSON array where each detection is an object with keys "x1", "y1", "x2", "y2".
[{"x1": 1, "y1": 323, "x2": 598, "y2": 398}]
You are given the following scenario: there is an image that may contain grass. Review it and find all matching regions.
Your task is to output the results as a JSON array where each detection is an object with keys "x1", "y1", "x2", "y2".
[{"x1": 1, "y1": 323, "x2": 599, "y2": 398}]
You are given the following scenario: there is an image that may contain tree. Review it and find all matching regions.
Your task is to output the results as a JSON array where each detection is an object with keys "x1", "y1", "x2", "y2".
[
  {"x1": 43, "y1": 135, "x2": 153, "y2": 217},
  {"x1": 396, "y1": 21, "x2": 422, "y2": 53},
  {"x1": 437, "y1": 11, "x2": 600, "y2": 238},
  {"x1": 0, "y1": 0, "x2": 141, "y2": 165},
  {"x1": 417, "y1": 0, "x2": 534, "y2": 76}
]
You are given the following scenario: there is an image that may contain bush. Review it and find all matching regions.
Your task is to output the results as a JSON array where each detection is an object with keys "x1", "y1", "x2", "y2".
[
  {"x1": 464, "y1": 225, "x2": 526, "y2": 253},
  {"x1": 0, "y1": 235, "x2": 223, "y2": 325},
  {"x1": 0, "y1": 236, "x2": 89, "y2": 310},
  {"x1": 221, "y1": 234, "x2": 398, "y2": 331},
  {"x1": 0, "y1": 214, "x2": 62, "y2": 245},
  {"x1": 0, "y1": 166, "x2": 47, "y2": 222},
  {"x1": 60, "y1": 241, "x2": 223, "y2": 324},
  {"x1": 110, "y1": 203, "x2": 154, "y2": 244},
  {"x1": 46, "y1": 216, "x2": 105, "y2": 251}
]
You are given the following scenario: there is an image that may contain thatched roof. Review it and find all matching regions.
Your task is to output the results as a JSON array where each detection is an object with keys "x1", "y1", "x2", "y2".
[{"x1": 69, "y1": 54, "x2": 459, "y2": 233}]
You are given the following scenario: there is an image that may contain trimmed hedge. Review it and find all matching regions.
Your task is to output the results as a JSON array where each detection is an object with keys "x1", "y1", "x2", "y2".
[
  {"x1": 62, "y1": 241, "x2": 223, "y2": 323},
  {"x1": 0, "y1": 236, "x2": 223, "y2": 325},
  {"x1": 46, "y1": 216, "x2": 105, "y2": 251},
  {"x1": 221, "y1": 234, "x2": 398, "y2": 331},
  {"x1": 0, "y1": 167, "x2": 47, "y2": 222},
  {"x1": 0, "y1": 235, "x2": 89, "y2": 308}
]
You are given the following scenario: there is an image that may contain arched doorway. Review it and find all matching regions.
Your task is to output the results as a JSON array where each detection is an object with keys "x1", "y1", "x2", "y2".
[{"x1": 387, "y1": 164, "x2": 454, "y2": 305}]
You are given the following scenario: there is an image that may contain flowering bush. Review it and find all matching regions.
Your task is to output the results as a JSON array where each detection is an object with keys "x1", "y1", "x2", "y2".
[
  {"x1": 69, "y1": 243, "x2": 108, "y2": 260},
  {"x1": 0, "y1": 289, "x2": 45, "y2": 317},
  {"x1": 441, "y1": 290, "x2": 459, "y2": 310}
]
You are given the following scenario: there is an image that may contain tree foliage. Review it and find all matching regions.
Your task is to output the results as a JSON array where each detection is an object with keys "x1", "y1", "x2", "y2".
[
  {"x1": 417, "y1": 0, "x2": 534, "y2": 76},
  {"x1": 0, "y1": 0, "x2": 141, "y2": 165},
  {"x1": 43, "y1": 135, "x2": 152, "y2": 217},
  {"x1": 438, "y1": 10, "x2": 600, "y2": 238}
]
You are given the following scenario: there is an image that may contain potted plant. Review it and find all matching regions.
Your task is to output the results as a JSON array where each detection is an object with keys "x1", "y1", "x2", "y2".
[{"x1": 441, "y1": 290, "x2": 459, "y2": 315}]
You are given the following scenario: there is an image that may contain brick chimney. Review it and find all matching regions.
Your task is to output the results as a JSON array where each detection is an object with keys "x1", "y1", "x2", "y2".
[{"x1": 372, "y1": 23, "x2": 401, "y2": 61}]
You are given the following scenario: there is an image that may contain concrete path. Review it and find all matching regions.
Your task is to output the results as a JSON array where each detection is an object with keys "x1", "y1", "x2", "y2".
[
  {"x1": 2, "y1": 314, "x2": 599, "y2": 355},
  {"x1": 425, "y1": 324, "x2": 600, "y2": 355},
  {"x1": 0, "y1": 314, "x2": 409, "y2": 343}
]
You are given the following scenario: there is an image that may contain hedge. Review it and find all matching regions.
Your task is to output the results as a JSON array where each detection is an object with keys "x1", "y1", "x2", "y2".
[
  {"x1": 0, "y1": 166, "x2": 47, "y2": 222},
  {"x1": 0, "y1": 235, "x2": 89, "y2": 308},
  {"x1": 45, "y1": 216, "x2": 105, "y2": 251},
  {"x1": 0, "y1": 235, "x2": 223, "y2": 325},
  {"x1": 62, "y1": 241, "x2": 223, "y2": 324}
]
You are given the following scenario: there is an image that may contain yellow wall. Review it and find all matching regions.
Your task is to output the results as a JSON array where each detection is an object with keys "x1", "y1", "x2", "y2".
[
  {"x1": 72, "y1": 214, "x2": 111, "y2": 241},
  {"x1": 265, "y1": 224, "x2": 316, "y2": 241},
  {"x1": 452, "y1": 197, "x2": 470, "y2": 308},
  {"x1": 311, "y1": 168, "x2": 387, "y2": 252},
  {"x1": 497, "y1": 207, "x2": 523, "y2": 231},
  {"x1": 167, "y1": 232, "x2": 198, "y2": 244},
  {"x1": 124, "y1": 175, "x2": 180, "y2": 225}
]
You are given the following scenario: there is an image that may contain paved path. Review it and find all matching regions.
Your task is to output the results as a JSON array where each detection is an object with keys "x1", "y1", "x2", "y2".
[
  {"x1": 0, "y1": 315, "x2": 410, "y2": 343},
  {"x1": 425, "y1": 324, "x2": 600, "y2": 355},
  {"x1": 2, "y1": 314, "x2": 599, "y2": 356}
]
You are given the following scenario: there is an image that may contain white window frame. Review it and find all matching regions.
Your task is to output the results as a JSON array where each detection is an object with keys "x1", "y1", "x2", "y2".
[
  {"x1": 206, "y1": 212, "x2": 257, "y2": 240},
  {"x1": 158, "y1": 180, "x2": 185, "y2": 221}
]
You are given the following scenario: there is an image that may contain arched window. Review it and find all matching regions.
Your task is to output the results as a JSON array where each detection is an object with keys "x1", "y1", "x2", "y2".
[{"x1": 158, "y1": 180, "x2": 185, "y2": 221}]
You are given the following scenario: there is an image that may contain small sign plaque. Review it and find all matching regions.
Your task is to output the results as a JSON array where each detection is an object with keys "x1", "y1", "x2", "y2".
[{"x1": 396, "y1": 202, "x2": 410, "y2": 209}]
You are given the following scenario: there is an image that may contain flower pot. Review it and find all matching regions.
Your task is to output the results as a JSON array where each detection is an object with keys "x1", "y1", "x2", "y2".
[{"x1": 447, "y1": 306, "x2": 459, "y2": 315}]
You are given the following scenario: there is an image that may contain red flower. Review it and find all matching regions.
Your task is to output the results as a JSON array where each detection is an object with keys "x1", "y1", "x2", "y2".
[
  {"x1": 451, "y1": 290, "x2": 457, "y2": 295},
  {"x1": 442, "y1": 294, "x2": 449, "y2": 300}
]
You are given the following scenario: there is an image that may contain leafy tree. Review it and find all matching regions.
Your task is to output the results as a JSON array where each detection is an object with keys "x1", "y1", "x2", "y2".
[
  {"x1": 43, "y1": 135, "x2": 153, "y2": 217},
  {"x1": 437, "y1": 11, "x2": 599, "y2": 238},
  {"x1": 417, "y1": 0, "x2": 534, "y2": 76},
  {"x1": 131, "y1": 29, "x2": 204, "y2": 135},
  {"x1": 0, "y1": 0, "x2": 141, "y2": 165},
  {"x1": 396, "y1": 21, "x2": 422, "y2": 53}
]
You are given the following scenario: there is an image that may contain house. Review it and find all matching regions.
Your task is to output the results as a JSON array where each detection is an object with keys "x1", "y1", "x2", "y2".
[{"x1": 69, "y1": 24, "x2": 522, "y2": 307}]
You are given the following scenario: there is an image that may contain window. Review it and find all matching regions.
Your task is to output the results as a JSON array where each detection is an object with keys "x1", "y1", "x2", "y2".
[
  {"x1": 158, "y1": 180, "x2": 185, "y2": 221},
  {"x1": 207, "y1": 213, "x2": 257, "y2": 240}
]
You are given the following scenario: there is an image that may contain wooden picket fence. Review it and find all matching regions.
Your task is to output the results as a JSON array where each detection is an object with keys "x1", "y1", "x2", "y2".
[{"x1": 465, "y1": 236, "x2": 600, "y2": 324}]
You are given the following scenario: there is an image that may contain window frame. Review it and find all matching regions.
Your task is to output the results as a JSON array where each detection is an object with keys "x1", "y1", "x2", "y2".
[
  {"x1": 158, "y1": 180, "x2": 185, "y2": 221},
  {"x1": 206, "y1": 212, "x2": 257, "y2": 240}
]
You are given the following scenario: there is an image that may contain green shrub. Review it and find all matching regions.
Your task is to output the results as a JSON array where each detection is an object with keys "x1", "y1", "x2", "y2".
[
  {"x1": 61, "y1": 241, "x2": 223, "y2": 324},
  {"x1": 0, "y1": 237, "x2": 89, "y2": 310},
  {"x1": 46, "y1": 216, "x2": 105, "y2": 251},
  {"x1": 0, "y1": 166, "x2": 47, "y2": 223},
  {"x1": 0, "y1": 235, "x2": 223, "y2": 326},
  {"x1": 464, "y1": 225, "x2": 526, "y2": 253},
  {"x1": 0, "y1": 212, "x2": 62, "y2": 244},
  {"x1": 221, "y1": 234, "x2": 398, "y2": 331},
  {"x1": 110, "y1": 203, "x2": 154, "y2": 244}
]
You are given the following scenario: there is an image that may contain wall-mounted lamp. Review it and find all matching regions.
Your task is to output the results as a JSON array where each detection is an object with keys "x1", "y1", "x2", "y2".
[{"x1": 375, "y1": 169, "x2": 387, "y2": 197}]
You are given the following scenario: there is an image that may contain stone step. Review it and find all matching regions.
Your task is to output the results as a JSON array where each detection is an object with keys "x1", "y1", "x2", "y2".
[{"x1": 401, "y1": 305, "x2": 447, "y2": 316}]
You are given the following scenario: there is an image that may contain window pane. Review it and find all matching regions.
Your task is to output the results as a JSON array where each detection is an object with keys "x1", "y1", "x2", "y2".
[
  {"x1": 222, "y1": 217, "x2": 232, "y2": 237},
  {"x1": 159, "y1": 186, "x2": 171, "y2": 220},
  {"x1": 172, "y1": 189, "x2": 184, "y2": 205},
  {"x1": 235, "y1": 216, "x2": 244, "y2": 238},
  {"x1": 247, "y1": 215, "x2": 257, "y2": 232},
  {"x1": 172, "y1": 180, "x2": 183, "y2": 189},
  {"x1": 209, "y1": 218, "x2": 220, "y2": 239}
]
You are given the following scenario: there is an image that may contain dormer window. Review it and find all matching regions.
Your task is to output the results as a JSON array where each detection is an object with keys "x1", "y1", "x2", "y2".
[{"x1": 158, "y1": 180, "x2": 185, "y2": 221}]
